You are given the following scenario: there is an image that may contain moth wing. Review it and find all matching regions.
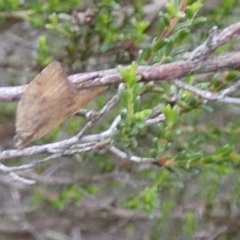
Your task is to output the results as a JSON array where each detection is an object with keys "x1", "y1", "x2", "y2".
[
  {"x1": 15, "y1": 62, "x2": 106, "y2": 148},
  {"x1": 15, "y1": 62, "x2": 71, "y2": 147}
]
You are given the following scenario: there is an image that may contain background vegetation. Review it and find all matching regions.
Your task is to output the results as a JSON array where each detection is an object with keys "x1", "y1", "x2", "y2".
[{"x1": 0, "y1": 0, "x2": 240, "y2": 239}]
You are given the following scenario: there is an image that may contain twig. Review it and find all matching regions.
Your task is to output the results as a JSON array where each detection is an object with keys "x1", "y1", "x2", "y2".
[
  {"x1": 8, "y1": 172, "x2": 35, "y2": 185},
  {"x1": 0, "y1": 114, "x2": 121, "y2": 162},
  {"x1": 186, "y1": 22, "x2": 240, "y2": 60},
  {"x1": 50, "y1": 138, "x2": 111, "y2": 155},
  {"x1": 0, "y1": 153, "x2": 64, "y2": 184},
  {"x1": 173, "y1": 79, "x2": 240, "y2": 104},
  {"x1": 109, "y1": 146, "x2": 155, "y2": 163},
  {"x1": 146, "y1": 113, "x2": 165, "y2": 125},
  {"x1": 0, "y1": 154, "x2": 61, "y2": 172},
  {"x1": 0, "y1": 106, "x2": 163, "y2": 165},
  {"x1": 76, "y1": 109, "x2": 98, "y2": 119},
  {"x1": 76, "y1": 94, "x2": 119, "y2": 138},
  {"x1": 220, "y1": 80, "x2": 240, "y2": 96}
]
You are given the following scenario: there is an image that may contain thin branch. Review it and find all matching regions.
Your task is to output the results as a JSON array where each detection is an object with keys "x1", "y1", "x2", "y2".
[
  {"x1": 186, "y1": 22, "x2": 240, "y2": 60},
  {"x1": 76, "y1": 109, "x2": 99, "y2": 119},
  {"x1": 0, "y1": 153, "x2": 64, "y2": 184},
  {"x1": 1, "y1": 21, "x2": 240, "y2": 101},
  {"x1": 0, "y1": 154, "x2": 61, "y2": 172},
  {"x1": 0, "y1": 85, "x2": 25, "y2": 102},
  {"x1": 0, "y1": 106, "x2": 165, "y2": 163},
  {"x1": 0, "y1": 165, "x2": 35, "y2": 184},
  {"x1": 0, "y1": 114, "x2": 121, "y2": 162},
  {"x1": 49, "y1": 138, "x2": 111, "y2": 155},
  {"x1": 146, "y1": 113, "x2": 165, "y2": 125},
  {"x1": 109, "y1": 145, "x2": 155, "y2": 163},
  {"x1": 173, "y1": 79, "x2": 240, "y2": 104},
  {"x1": 220, "y1": 80, "x2": 240, "y2": 96},
  {"x1": 8, "y1": 172, "x2": 36, "y2": 185},
  {"x1": 76, "y1": 94, "x2": 119, "y2": 138}
]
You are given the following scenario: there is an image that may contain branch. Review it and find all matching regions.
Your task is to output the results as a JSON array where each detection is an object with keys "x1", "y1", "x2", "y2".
[
  {"x1": 173, "y1": 79, "x2": 240, "y2": 104},
  {"x1": 185, "y1": 21, "x2": 240, "y2": 60},
  {"x1": 75, "y1": 94, "x2": 119, "y2": 139},
  {"x1": 1, "y1": 21, "x2": 240, "y2": 102},
  {"x1": 109, "y1": 146, "x2": 155, "y2": 163}
]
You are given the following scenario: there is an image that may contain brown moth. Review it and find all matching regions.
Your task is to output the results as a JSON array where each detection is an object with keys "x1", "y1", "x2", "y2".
[{"x1": 15, "y1": 61, "x2": 106, "y2": 148}]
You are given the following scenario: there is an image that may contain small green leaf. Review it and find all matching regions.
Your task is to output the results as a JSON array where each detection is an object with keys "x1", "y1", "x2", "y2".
[
  {"x1": 134, "y1": 109, "x2": 152, "y2": 120},
  {"x1": 218, "y1": 145, "x2": 233, "y2": 157}
]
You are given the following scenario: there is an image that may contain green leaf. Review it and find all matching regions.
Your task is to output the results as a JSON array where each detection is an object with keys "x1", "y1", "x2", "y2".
[
  {"x1": 134, "y1": 109, "x2": 152, "y2": 120},
  {"x1": 161, "y1": 105, "x2": 179, "y2": 128},
  {"x1": 218, "y1": 145, "x2": 233, "y2": 157}
]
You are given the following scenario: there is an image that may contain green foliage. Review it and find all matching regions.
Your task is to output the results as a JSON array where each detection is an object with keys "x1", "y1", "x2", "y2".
[
  {"x1": 206, "y1": 0, "x2": 239, "y2": 25},
  {"x1": 183, "y1": 212, "x2": 196, "y2": 234},
  {"x1": 7, "y1": 0, "x2": 148, "y2": 67},
  {"x1": 31, "y1": 184, "x2": 99, "y2": 211},
  {"x1": 148, "y1": 105, "x2": 180, "y2": 158},
  {"x1": 123, "y1": 169, "x2": 183, "y2": 215},
  {"x1": 0, "y1": 103, "x2": 16, "y2": 120},
  {"x1": 94, "y1": 0, "x2": 149, "y2": 49},
  {"x1": 123, "y1": 185, "x2": 160, "y2": 213},
  {"x1": 139, "y1": 0, "x2": 206, "y2": 64},
  {"x1": 150, "y1": 200, "x2": 174, "y2": 239},
  {"x1": 0, "y1": 0, "x2": 21, "y2": 11},
  {"x1": 115, "y1": 62, "x2": 152, "y2": 149},
  {"x1": 50, "y1": 185, "x2": 84, "y2": 210},
  {"x1": 2, "y1": 0, "x2": 240, "y2": 238},
  {"x1": 35, "y1": 35, "x2": 53, "y2": 65}
]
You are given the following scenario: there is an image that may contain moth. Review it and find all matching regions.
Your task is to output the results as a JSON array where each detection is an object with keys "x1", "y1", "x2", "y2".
[{"x1": 15, "y1": 61, "x2": 106, "y2": 148}]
